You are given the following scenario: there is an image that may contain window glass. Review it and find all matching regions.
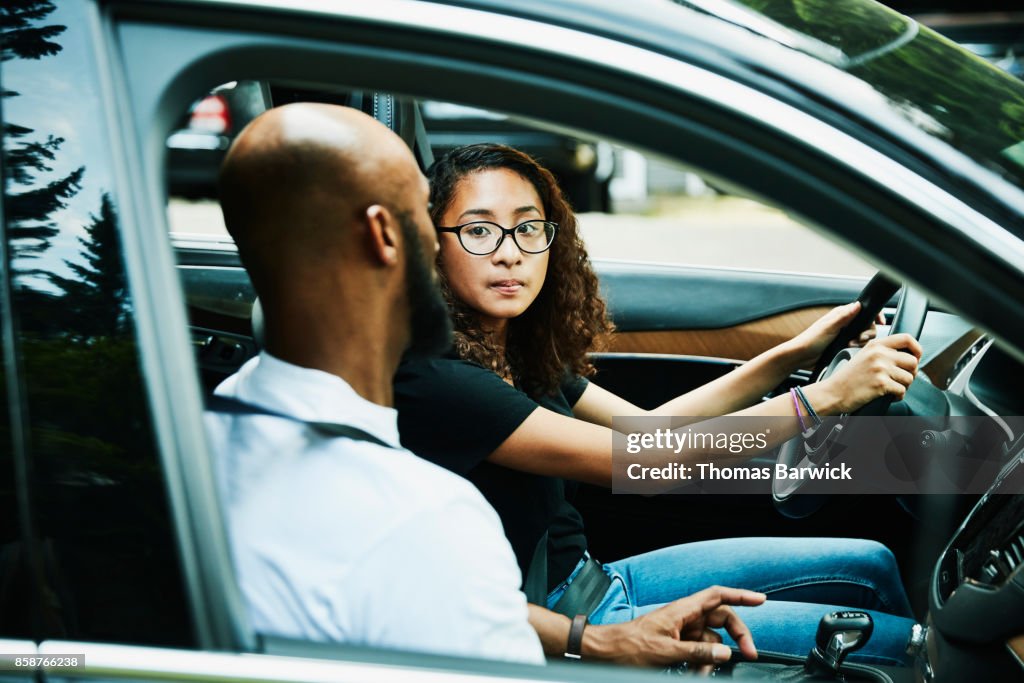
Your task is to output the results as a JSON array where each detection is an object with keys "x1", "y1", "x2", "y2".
[
  {"x1": 1, "y1": 0, "x2": 192, "y2": 645},
  {"x1": 166, "y1": 94, "x2": 873, "y2": 277},
  {"x1": 166, "y1": 81, "x2": 268, "y2": 245},
  {"x1": 575, "y1": 148, "x2": 873, "y2": 277},
  {"x1": 693, "y1": 0, "x2": 1024, "y2": 199}
]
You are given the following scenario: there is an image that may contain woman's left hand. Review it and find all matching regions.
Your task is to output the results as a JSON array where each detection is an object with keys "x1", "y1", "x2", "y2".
[{"x1": 785, "y1": 301, "x2": 885, "y2": 370}]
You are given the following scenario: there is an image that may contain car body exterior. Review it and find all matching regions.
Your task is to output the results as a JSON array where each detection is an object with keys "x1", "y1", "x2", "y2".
[{"x1": 2, "y1": 1, "x2": 1024, "y2": 682}]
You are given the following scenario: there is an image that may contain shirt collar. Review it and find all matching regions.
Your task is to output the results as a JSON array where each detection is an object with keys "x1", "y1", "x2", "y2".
[{"x1": 230, "y1": 351, "x2": 401, "y2": 448}]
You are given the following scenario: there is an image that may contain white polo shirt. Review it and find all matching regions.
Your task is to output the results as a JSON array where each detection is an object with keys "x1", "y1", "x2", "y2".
[{"x1": 205, "y1": 352, "x2": 544, "y2": 664}]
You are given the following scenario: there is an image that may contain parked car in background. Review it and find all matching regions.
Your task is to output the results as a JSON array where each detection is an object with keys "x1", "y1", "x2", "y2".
[
  {"x1": 421, "y1": 101, "x2": 614, "y2": 211},
  {"x1": 166, "y1": 81, "x2": 269, "y2": 197},
  {"x1": 3, "y1": 1, "x2": 1024, "y2": 682},
  {"x1": 167, "y1": 90, "x2": 613, "y2": 211}
]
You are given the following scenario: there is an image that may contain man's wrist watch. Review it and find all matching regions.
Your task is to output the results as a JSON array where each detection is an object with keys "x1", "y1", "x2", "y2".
[{"x1": 565, "y1": 614, "x2": 588, "y2": 661}]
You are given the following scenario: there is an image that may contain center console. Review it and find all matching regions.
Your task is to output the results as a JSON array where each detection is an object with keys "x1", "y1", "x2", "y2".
[{"x1": 921, "y1": 446, "x2": 1024, "y2": 682}]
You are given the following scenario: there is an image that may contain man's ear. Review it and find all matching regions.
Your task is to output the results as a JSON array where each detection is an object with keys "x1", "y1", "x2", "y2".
[{"x1": 364, "y1": 204, "x2": 400, "y2": 267}]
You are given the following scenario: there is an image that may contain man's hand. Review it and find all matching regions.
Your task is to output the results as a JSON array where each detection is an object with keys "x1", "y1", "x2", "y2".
[{"x1": 582, "y1": 586, "x2": 766, "y2": 667}]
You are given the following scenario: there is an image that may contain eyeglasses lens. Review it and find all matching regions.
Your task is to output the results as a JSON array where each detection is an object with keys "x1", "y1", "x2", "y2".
[{"x1": 459, "y1": 221, "x2": 556, "y2": 255}]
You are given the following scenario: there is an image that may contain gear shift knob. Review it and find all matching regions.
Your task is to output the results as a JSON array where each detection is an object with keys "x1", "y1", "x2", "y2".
[{"x1": 806, "y1": 611, "x2": 874, "y2": 677}]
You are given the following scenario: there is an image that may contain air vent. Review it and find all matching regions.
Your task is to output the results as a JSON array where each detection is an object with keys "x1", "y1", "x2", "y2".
[{"x1": 980, "y1": 528, "x2": 1024, "y2": 584}]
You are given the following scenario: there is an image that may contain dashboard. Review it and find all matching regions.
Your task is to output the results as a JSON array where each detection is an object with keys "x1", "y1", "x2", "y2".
[
  {"x1": 924, "y1": 444, "x2": 1024, "y2": 682},
  {"x1": 914, "y1": 315, "x2": 1024, "y2": 681}
]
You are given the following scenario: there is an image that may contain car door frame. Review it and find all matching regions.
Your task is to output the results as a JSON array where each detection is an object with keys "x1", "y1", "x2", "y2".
[{"x1": 94, "y1": 0, "x2": 1024, "y2": 669}]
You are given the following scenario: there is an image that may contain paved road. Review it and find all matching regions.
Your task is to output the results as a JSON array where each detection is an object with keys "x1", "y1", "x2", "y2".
[{"x1": 578, "y1": 198, "x2": 874, "y2": 277}]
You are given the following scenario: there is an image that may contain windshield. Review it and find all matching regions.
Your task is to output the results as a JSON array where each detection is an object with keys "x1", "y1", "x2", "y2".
[{"x1": 682, "y1": 0, "x2": 1024, "y2": 198}]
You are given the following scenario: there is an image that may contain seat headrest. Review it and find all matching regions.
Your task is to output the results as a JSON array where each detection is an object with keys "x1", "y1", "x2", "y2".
[{"x1": 352, "y1": 92, "x2": 433, "y2": 169}]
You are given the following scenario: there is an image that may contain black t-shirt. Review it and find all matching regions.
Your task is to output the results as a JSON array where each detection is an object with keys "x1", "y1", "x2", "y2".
[{"x1": 395, "y1": 353, "x2": 589, "y2": 593}]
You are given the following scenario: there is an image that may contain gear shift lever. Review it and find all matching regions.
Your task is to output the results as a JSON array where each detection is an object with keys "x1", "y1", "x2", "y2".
[{"x1": 805, "y1": 611, "x2": 874, "y2": 678}]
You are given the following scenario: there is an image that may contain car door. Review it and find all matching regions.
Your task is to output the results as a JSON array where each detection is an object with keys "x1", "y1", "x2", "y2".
[
  {"x1": 3, "y1": 3, "x2": 652, "y2": 682},
  {"x1": 126, "y1": 0, "x2": 1023, "y2": 619},
  {"x1": 0, "y1": 1, "x2": 777, "y2": 681},
  {"x1": 23, "y1": 0, "x2": 1020, "y2": 679}
]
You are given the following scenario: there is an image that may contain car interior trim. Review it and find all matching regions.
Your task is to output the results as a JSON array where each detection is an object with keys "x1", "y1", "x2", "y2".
[
  {"x1": 607, "y1": 306, "x2": 833, "y2": 362},
  {"x1": 32, "y1": 640, "x2": 665, "y2": 683},
  {"x1": 946, "y1": 339, "x2": 1016, "y2": 442},
  {"x1": 920, "y1": 329, "x2": 986, "y2": 390},
  {"x1": 591, "y1": 352, "x2": 741, "y2": 367},
  {"x1": 595, "y1": 261, "x2": 875, "y2": 330},
  {"x1": 1008, "y1": 634, "x2": 1024, "y2": 668},
  {"x1": 1, "y1": 0, "x2": 1020, "y2": 679}
]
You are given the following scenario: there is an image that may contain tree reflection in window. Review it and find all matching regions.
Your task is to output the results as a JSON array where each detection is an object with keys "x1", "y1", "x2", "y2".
[{"x1": 1, "y1": 0, "x2": 191, "y2": 646}]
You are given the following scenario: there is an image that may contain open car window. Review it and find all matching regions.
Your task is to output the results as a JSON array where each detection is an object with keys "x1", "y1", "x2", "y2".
[{"x1": 166, "y1": 91, "x2": 873, "y2": 278}]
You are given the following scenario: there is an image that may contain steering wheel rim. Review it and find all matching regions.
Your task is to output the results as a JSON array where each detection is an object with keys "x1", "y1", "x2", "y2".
[{"x1": 772, "y1": 282, "x2": 928, "y2": 518}]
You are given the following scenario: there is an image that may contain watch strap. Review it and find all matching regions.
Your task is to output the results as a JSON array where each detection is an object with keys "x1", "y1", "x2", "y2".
[{"x1": 565, "y1": 613, "x2": 588, "y2": 660}]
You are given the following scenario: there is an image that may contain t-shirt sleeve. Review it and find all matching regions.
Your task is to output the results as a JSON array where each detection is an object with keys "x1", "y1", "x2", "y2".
[
  {"x1": 561, "y1": 374, "x2": 589, "y2": 409},
  {"x1": 395, "y1": 358, "x2": 540, "y2": 475}
]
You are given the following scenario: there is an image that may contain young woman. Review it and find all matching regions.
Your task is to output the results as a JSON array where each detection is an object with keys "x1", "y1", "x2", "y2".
[{"x1": 395, "y1": 143, "x2": 922, "y2": 665}]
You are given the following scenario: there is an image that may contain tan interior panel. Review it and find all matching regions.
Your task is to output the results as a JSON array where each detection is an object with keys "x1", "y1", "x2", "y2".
[
  {"x1": 610, "y1": 306, "x2": 968, "y2": 386},
  {"x1": 608, "y1": 306, "x2": 832, "y2": 362},
  {"x1": 1008, "y1": 634, "x2": 1024, "y2": 668}
]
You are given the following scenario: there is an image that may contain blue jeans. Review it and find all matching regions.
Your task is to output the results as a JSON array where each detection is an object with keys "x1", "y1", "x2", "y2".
[{"x1": 546, "y1": 537, "x2": 916, "y2": 666}]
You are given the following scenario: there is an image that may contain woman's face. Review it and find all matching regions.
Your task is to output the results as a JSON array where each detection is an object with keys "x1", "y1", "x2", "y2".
[{"x1": 438, "y1": 168, "x2": 550, "y2": 328}]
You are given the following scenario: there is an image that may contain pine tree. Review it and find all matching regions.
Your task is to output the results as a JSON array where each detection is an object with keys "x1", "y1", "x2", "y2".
[
  {"x1": 1, "y1": 0, "x2": 64, "y2": 63},
  {"x1": 47, "y1": 194, "x2": 129, "y2": 338},
  {"x1": 1, "y1": 0, "x2": 80, "y2": 263}
]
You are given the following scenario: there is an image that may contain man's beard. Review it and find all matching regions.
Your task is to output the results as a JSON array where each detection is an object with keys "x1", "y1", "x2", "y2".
[{"x1": 399, "y1": 213, "x2": 453, "y2": 359}]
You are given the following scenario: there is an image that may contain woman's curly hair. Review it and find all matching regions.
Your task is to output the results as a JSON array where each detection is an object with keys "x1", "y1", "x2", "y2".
[{"x1": 428, "y1": 143, "x2": 614, "y2": 396}]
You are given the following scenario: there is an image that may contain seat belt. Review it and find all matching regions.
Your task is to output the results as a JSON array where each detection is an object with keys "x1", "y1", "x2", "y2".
[
  {"x1": 523, "y1": 531, "x2": 611, "y2": 616},
  {"x1": 523, "y1": 531, "x2": 549, "y2": 606},
  {"x1": 412, "y1": 103, "x2": 434, "y2": 170},
  {"x1": 206, "y1": 395, "x2": 393, "y2": 449},
  {"x1": 550, "y1": 557, "x2": 610, "y2": 618}
]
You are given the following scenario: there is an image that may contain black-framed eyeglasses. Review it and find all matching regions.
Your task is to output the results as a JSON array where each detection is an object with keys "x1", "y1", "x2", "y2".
[{"x1": 436, "y1": 220, "x2": 559, "y2": 255}]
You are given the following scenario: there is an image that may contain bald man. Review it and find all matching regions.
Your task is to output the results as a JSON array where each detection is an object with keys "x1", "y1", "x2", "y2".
[{"x1": 205, "y1": 104, "x2": 543, "y2": 663}]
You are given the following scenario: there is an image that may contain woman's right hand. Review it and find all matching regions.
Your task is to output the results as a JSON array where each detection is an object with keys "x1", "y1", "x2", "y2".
[{"x1": 818, "y1": 333, "x2": 923, "y2": 414}]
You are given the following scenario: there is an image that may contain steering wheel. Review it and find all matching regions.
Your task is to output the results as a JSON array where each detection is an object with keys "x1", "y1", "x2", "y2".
[{"x1": 772, "y1": 273, "x2": 928, "y2": 518}]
